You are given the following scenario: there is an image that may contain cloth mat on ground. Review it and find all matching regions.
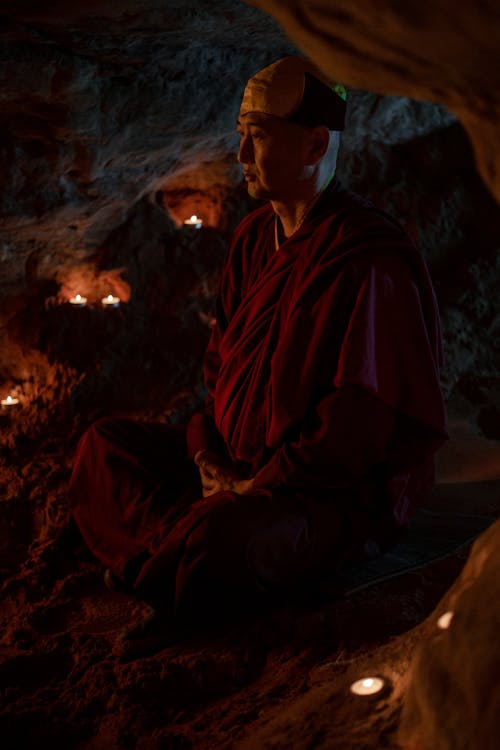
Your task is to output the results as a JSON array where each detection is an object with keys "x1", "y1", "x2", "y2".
[{"x1": 330, "y1": 508, "x2": 495, "y2": 596}]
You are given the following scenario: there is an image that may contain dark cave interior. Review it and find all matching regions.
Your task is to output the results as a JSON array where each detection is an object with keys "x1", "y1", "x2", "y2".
[{"x1": 0, "y1": 2, "x2": 499, "y2": 749}]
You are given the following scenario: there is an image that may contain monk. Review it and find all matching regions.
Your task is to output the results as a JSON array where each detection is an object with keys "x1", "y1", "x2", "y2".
[{"x1": 69, "y1": 56, "x2": 447, "y2": 638}]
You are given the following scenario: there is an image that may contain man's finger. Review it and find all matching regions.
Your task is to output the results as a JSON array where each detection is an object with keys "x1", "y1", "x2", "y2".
[
  {"x1": 194, "y1": 450, "x2": 221, "y2": 468},
  {"x1": 199, "y1": 465, "x2": 215, "y2": 480}
]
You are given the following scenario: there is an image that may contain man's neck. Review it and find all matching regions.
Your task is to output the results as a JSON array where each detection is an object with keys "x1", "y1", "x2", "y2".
[
  {"x1": 271, "y1": 195, "x2": 314, "y2": 239},
  {"x1": 271, "y1": 172, "x2": 335, "y2": 239}
]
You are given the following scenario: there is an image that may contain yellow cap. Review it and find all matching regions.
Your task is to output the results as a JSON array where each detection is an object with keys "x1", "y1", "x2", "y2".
[{"x1": 240, "y1": 56, "x2": 346, "y2": 130}]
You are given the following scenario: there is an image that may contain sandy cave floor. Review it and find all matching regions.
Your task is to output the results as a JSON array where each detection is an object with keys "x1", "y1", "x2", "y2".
[{"x1": 0, "y1": 399, "x2": 499, "y2": 750}]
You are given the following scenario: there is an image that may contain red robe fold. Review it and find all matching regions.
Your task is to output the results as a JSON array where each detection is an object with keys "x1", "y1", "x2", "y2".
[
  {"x1": 70, "y1": 180, "x2": 447, "y2": 617},
  {"x1": 188, "y1": 181, "x2": 447, "y2": 522}
]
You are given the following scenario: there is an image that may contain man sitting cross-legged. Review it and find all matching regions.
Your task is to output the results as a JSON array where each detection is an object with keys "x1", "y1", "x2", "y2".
[{"x1": 69, "y1": 56, "x2": 447, "y2": 641}]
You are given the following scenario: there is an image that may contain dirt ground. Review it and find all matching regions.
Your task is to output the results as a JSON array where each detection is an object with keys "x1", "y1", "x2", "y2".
[{"x1": 1, "y1": 394, "x2": 499, "y2": 750}]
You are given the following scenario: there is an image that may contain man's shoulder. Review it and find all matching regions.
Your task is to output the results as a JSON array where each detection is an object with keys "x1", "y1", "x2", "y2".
[
  {"x1": 326, "y1": 185, "x2": 409, "y2": 240},
  {"x1": 304, "y1": 184, "x2": 426, "y2": 284},
  {"x1": 312, "y1": 185, "x2": 418, "y2": 269}
]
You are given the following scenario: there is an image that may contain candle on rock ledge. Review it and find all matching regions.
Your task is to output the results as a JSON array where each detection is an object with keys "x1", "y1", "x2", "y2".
[
  {"x1": 350, "y1": 676, "x2": 385, "y2": 696},
  {"x1": 184, "y1": 214, "x2": 203, "y2": 229},
  {"x1": 69, "y1": 293, "x2": 87, "y2": 306},
  {"x1": 101, "y1": 294, "x2": 120, "y2": 308},
  {"x1": 1, "y1": 395, "x2": 20, "y2": 408},
  {"x1": 437, "y1": 611, "x2": 454, "y2": 630}
]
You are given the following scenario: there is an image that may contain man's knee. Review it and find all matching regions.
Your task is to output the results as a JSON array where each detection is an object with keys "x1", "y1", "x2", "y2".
[
  {"x1": 76, "y1": 417, "x2": 151, "y2": 463},
  {"x1": 87, "y1": 416, "x2": 131, "y2": 442},
  {"x1": 70, "y1": 417, "x2": 132, "y2": 498}
]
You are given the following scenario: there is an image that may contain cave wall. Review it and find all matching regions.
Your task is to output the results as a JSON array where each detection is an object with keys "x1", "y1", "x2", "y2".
[
  {"x1": 0, "y1": 5, "x2": 499, "y2": 748},
  {"x1": 247, "y1": 0, "x2": 500, "y2": 205},
  {"x1": 0, "y1": 0, "x2": 499, "y2": 435},
  {"x1": 0, "y1": 1, "x2": 294, "y2": 290}
]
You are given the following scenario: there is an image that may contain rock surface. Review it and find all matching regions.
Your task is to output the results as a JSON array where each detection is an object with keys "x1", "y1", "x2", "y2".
[
  {"x1": 1, "y1": 3, "x2": 500, "y2": 749},
  {"x1": 1, "y1": 1, "x2": 500, "y2": 404},
  {"x1": 1, "y1": 410, "x2": 498, "y2": 749},
  {"x1": 399, "y1": 518, "x2": 500, "y2": 750},
  {"x1": 0, "y1": 0, "x2": 293, "y2": 292},
  {"x1": 247, "y1": 0, "x2": 500, "y2": 203}
]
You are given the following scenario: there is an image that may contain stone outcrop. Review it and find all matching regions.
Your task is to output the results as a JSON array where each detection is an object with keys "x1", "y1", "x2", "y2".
[
  {"x1": 0, "y1": 7, "x2": 500, "y2": 750},
  {"x1": 246, "y1": 0, "x2": 500, "y2": 204},
  {"x1": 0, "y1": 1, "x2": 294, "y2": 296},
  {"x1": 399, "y1": 519, "x2": 500, "y2": 750},
  {"x1": 2, "y1": 2, "x2": 499, "y2": 406}
]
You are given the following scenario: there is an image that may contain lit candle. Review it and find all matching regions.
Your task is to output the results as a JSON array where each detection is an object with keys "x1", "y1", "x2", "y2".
[
  {"x1": 101, "y1": 294, "x2": 120, "y2": 308},
  {"x1": 69, "y1": 293, "x2": 87, "y2": 306},
  {"x1": 1, "y1": 395, "x2": 20, "y2": 408},
  {"x1": 184, "y1": 214, "x2": 202, "y2": 228},
  {"x1": 437, "y1": 611, "x2": 454, "y2": 630},
  {"x1": 350, "y1": 677, "x2": 385, "y2": 696}
]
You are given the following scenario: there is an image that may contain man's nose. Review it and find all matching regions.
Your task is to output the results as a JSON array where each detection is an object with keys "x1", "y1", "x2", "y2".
[{"x1": 237, "y1": 134, "x2": 254, "y2": 164}]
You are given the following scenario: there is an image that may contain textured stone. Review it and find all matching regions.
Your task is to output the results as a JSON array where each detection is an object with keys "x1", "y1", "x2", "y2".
[
  {"x1": 0, "y1": 6, "x2": 500, "y2": 750},
  {"x1": 0, "y1": 1, "x2": 294, "y2": 294},
  {"x1": 1, "y1": 1, "x2": 500, "y2": 406},
  {"x1": 247, "y1": 0, "x2": 500, "y2": 203},
  {"x1": 399, "y1": 519, "x2": 500, "y2": 750}
]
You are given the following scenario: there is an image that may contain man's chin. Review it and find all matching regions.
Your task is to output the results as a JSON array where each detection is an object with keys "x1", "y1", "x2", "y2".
[{"x1": 246, "y1": 181, "x2": 270, "y2": 200}]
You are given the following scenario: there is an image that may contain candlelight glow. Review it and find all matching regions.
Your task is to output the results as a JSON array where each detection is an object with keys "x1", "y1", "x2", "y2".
[
  {"x1": 350, "y1": 676, "x2": 385, "y2": 696},
  {"x1": 437, "y1": 611, "x2": 454, "y2": 630},
  {"x1": 184, "y1": 214, "x2": 203, "y2": 228},
  {"x1": 1, "y1": 394, "x2": 20, "y2": 407},
  {"x1": 101, "y1": 294, "x2": 120, "y2": 307},
  {"x1": 69, "y1": 293, "x2": 87, "y2": 306}
]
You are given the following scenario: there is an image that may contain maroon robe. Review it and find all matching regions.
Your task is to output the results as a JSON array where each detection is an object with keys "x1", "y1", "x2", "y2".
[
  {"x1": 69, "y1": 181, "x2": 447, "y2": 618},
  {"x1": 188, "y1": 181, "x2": 446, "y2": 518}
]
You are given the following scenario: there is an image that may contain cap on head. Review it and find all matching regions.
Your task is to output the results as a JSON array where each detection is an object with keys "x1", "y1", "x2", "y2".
[{"x1": 240, "y1": 56, "x2": 347, "y2": 131}]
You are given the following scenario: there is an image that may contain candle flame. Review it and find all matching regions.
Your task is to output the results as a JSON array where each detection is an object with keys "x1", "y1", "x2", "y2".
[
  {"x1": 1, "y1": 394, "x2": 19, "y2": 406},
  {"x1": 190, "y1": 215, "x2": 198, "y2": 222},
  {"x1": 350, "y1": 676, "x2": 385, "y2": 696},
  {"x1": 437, "y1": 611, "x2": 454, "y2": 630},
  {"x1": 107, "y1": 294, "x2": 113, "y2": 302},
  {"x1": 69, "y1": 293, "x2": 86, "y2": 305}
]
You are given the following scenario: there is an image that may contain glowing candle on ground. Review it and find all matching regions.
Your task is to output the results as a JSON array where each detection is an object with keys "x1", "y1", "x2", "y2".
[
  {"x1": 101, "y1": 294, "x2": 120, "y2": 308},
  {"x1": 69, "y1": 293, "x2": 87, "y2": 306},
  {"x1": 184, "y1": 214, "x2": 202, "y2": 228},
  {"x1": 437, "y1": 611, "x2": 454, "y2": 630},
  {"x1": 350, "y1": 677, "x2": 385, "y2": 696},
  {"x1": 1, "y1": 395, "x2": 20, "y2": 408}
]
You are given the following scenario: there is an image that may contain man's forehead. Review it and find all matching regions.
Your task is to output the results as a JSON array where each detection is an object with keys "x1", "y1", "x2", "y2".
[{"x1": 237, "y1": 112, "x2": 285, "y2": 128}]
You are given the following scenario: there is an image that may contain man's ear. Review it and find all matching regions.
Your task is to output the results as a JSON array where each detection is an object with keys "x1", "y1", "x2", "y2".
[{"x1": 305, "y1": 126, "x2": 330, "y2": 165}]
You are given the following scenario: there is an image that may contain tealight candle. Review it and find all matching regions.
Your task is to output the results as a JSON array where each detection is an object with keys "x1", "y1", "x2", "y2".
[
  {"x1": 101, "y1": 294, "x2": 120, "y2": 308},
  {"x1": 437, "y1": 611, "x2": 454, "y2": 630},
  {"x1": 1, "y1": 395, "x2": 20, "y2": 408},
  {"x1": 69, "y1": 293, "x2": 87, "y2": 306},
  {"x1": 350, "y1": 677, "x2": 385, "y2": 696},
  {"x1": 184, "y1": 214, "x2": 202, "y2": 229}
]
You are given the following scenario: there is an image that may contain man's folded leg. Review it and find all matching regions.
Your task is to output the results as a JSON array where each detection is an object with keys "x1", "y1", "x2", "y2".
[{"x1": 68, "y1": 416, "x2": 201, "y2": 584}]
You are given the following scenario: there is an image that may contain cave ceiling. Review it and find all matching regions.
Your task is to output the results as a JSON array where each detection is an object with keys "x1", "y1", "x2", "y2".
[
  {"x1": 0, "y1": 0, "x2": 465, "y2": 297},
  {"x1": 0, "y1": 0, "x2": 499, "y2": 400},
  {"x1": 248, "y1": 0, "x2": 500, "y2": 204}
]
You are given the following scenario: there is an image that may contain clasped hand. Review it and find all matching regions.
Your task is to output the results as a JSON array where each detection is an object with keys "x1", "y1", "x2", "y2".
[{"x1": 194, "y1": 450, "x2": 254, "y2": 497}]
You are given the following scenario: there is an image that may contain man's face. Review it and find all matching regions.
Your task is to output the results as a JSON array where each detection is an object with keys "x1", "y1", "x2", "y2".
[{"x1": 236, "y1": 112, "x2": 311, "y2": 202}]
